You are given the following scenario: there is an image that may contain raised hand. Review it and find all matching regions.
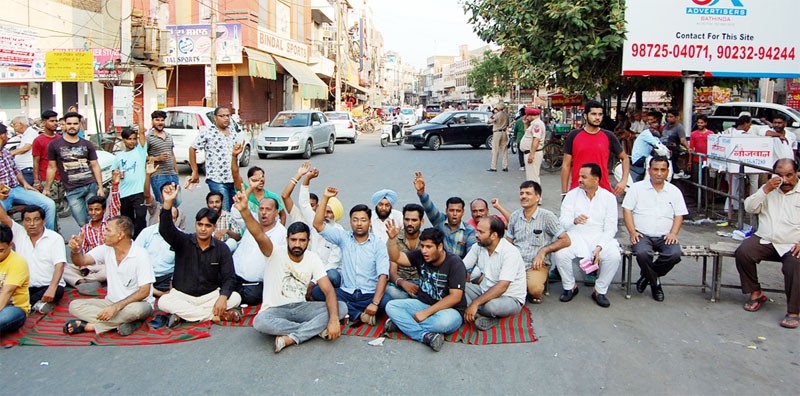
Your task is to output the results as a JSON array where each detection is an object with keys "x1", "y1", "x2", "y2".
[
  {"x1": 162, "y1": 183, "x2": 179, "y2": 203},
  {"x1": 385, "y1": 218, "x2": 401, "y2": 240},
  {"x1": 232, "y1": 191, "x2": 249, "y2": 213},
  {"x1": 145, "y1": 160, "x2": 159, "y2": 176},
  {"x1": 112, "y1": 169, "x2": 123, "y2": 185},
  {"x1": 232, "y1": 143, "x2": 243, "y2": 156},
  {"x1": 413, "y1": 172, "x2": 425, "y2": 195},
  {"x1": 68, "y1": 231, "x2": 85, "y2": 253},
  {"x1": 296, "y1": 161, "x2": 312, "y2": 177},
  {"x1": 305, "y1": 168, "x2": 320, "y2": 181},
  {"x1": 491, "y1": 198, "x2": 501, "y2": 209},
  {"x1": 324, "y1": 186, "x2": 338, "y2": 198}
]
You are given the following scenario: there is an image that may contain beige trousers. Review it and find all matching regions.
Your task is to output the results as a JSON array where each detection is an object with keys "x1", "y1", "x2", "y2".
[
  {"x1": 490, "y1": 131, "x2": 508, "y2": 170},
  {"x1": 526, "y1": 266, "x2": 548, "y2": 299},
  {"x1": 63, "y1": 262, "x2": 106, "y2": 287},
  {"x1": 157, "y1": 288, "x2": 242, "y2": 322},
  {"x1": 69, "y1": 298, "x2": 152, "y2": 333},
  {"x1": 524, "y1": 150, "x2": 544, "y2": 183}
]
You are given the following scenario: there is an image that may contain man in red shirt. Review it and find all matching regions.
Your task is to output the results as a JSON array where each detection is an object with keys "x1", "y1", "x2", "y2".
[
  {"x1": 561, "y1": 101, "x2": 630, "y2": 197},
  {"x1": 689, "y1": 114, "x2": 714, "y2": 182},
  {"x1": 32, "y1": 110, "x2": 63, "y2": 215}
]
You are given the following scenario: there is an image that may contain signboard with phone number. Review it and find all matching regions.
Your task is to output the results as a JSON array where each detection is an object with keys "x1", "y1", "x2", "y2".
[{"x1": 622, "y1": 0, "x2": 800, "y2": 78}]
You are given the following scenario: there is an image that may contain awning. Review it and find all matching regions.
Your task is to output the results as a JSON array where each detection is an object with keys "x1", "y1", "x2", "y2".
[
  {"x1": 345, "y1": 80, "x2": 368, "y2": 94},
  {"x1": 244, "y1": 48, "x2": 276, "y2": 80},
  {"x1": 273, "y1": 56, "x2": 328, "y2": 100}
]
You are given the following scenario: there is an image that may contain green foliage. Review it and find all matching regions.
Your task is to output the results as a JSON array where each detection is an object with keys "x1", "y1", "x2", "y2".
[
  {"x1": 467, "y1": 51, "x2": 514, "y2": 98},
  {"x1": 463, "y1": 0, "x2": 627, "y2": 95}
]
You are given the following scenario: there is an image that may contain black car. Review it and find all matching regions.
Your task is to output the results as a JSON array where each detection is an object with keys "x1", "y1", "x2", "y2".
[{"x1": 403, "y1": 111, "x2": 494, "y2": 150}]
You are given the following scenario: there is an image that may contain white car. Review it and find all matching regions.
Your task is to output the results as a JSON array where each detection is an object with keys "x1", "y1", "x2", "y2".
[
  {"x1": 399, "y1": 107, "x2": 417, "y2": 126},
  {"x1": 256, "y1": 111, "x2": 336, "y2": 159},
  {"x1": 162, "y1": 106, "x2": 251, "y2": 168},
  {"x1": 712, "y1": 102, "x2": 800, "y2": 138},
  {"x1": 323, "y1": 111, "x2": 358, "y2": 143}
]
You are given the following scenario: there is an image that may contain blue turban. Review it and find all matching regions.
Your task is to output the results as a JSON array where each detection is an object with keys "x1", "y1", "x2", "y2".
[{"x1": 371, "y1": 189, "x2": 398, "y2": 207}]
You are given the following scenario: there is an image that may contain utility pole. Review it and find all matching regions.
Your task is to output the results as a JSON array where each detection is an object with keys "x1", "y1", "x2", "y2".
[
  {"x1": 334, "y1": 0, "x2": 342, "y2": 111},
  {"x1": 209, "y1": 0, "x2": 218, "y2": 107}
]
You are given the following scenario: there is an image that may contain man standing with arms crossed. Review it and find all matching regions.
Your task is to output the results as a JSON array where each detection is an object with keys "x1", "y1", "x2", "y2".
[
  {"x1": 188, "y1": 106, "x2": 237, "y2": 211},
  {"x1": 145, "y1": 110, "x2": 180, "y2": 204}
]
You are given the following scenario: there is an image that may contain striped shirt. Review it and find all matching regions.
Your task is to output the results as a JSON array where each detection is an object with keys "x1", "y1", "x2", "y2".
[
  {"x1": 0, "y1": 148, "x2": 21, "y2": 188},
  {"x1": 418, "y1": 192, "x2": 476, "y2": 258},
  {"x1": 506, "y1": 207, "x2": 565, "y2": 269},
  {"x1": 79, "y1": 183, "x2": 121, "y2": 252},
  {"x1": 146, "y1": 129, "x2": 177, "y2": 176}
]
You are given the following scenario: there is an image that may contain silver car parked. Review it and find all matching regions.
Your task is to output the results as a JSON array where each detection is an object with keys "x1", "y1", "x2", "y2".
[{"x1": 256, "y1": 111, "x2": 337, "y2": 159}]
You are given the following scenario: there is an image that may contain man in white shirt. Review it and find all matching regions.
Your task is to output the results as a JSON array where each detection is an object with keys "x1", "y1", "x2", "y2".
[
  {"x1": 722, "y1": 115, "x2": 758, "y2": 211},
  {"x1": 463, "y1": 216, "x2": 526, "y2": 331},
  {"x1": 553, "y1": 163, "x2": 621, "y2": 307},
  {"x1": 0, "y1": 203, "x2": 65, "y2": 314},
  {"x1": 622, "y1": 157, "x2": 688, "y2": 302},
  {"x1": 763, "y1": 114, "x2": 796, "y2": 160},
  {"x1": 9, "y1": 116, "x2": 38, "y2": 186},
  {"x1": 234, "y1": 192, "x2": 346, "y2": 353},
  {"x1": 65, "y1": 216, "x2": 154, "y2": 336},
  {"x1": 735, "y1": 158, "x2": 800, "y2": 329},
  {"x1": 231, "y1": 196, "x2": 287, "y2": 306},
  {"x1": 370, "y1": 189, "x2": 403, "y2": 242}
]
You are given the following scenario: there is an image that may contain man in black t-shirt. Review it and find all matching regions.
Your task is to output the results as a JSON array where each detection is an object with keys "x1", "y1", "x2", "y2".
[{"x1": 385, "y1": 224, "x2": 466, "y2": 352}]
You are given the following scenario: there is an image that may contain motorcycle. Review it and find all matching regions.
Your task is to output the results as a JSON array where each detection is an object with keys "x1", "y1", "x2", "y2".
[
  {"x1": 380, "y1": 118, "x2": 403, "y2": 147},
  {"x1": 613, "y1": 142, "x2": 673, "y2": 192}
]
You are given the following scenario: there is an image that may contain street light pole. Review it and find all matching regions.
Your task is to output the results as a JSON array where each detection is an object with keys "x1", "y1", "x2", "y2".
[
  {"x1": 209, "y1": 0, "x2": 218, "y2": 107},
  {"x1": 334, "y1": 0, "x2": 342, "y2": 111}
]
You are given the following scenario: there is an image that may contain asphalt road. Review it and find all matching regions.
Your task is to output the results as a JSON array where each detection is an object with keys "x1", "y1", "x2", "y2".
[{"x1": 1, "y1": 132, "x2": 797, "y2": 395}]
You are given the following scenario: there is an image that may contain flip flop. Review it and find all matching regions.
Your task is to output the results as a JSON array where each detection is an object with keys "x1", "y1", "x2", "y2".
[
  {"x1": 779, "y1": 314, "x2": 799, "y2": 329},
  {"x1": 743, "y1": 294, "x2": 768, "y2": 312},
  {"x1": 63, "y1": 319, "x2": 88, "y2": 335}
]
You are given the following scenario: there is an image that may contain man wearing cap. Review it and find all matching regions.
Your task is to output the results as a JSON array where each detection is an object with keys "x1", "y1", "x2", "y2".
[
  {"x1": 371, "y1": 189, "x2": 403, "y2": 243},
  {"x1": 487, "y1": 103, "x2": 510, "y2": 172},
  {"x1": 520, "y1": 108, "x2": 545, "y2": 183}
]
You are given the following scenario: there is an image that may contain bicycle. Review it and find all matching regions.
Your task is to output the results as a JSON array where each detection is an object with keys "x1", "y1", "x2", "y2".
[
  {"x1": 507, "y1": 129, "x2": 517, "y2": 154},
  {"x1": 541, "y1": 124, "x2": 571, "y2": 172}
]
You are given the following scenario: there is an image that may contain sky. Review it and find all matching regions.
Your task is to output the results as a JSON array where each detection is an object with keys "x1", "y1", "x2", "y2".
[{"x1": 367, "y1": 0, "x2": 489, "y2": 69}]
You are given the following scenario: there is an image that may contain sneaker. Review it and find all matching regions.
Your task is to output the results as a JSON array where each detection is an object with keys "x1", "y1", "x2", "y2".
[
  {"x1": 117, "y1": 321, "x2": 142, "y2": 336},
  {"x1": 319, "y1": 329, "x2": 330, "y2": 340},
  {"x1": 383, "y1": 318, "x2": 399, "y2": 333},
  {"x1": 474, "y1": 316, "x2": 500, "y2": 331},
  {"x1": 584, "y1": 271, "x2": 597, "y2": 287},
  {"x1": 422, "y1": 332, "x2": 444, "y2": 352},
  {"x1": 519, "y1": 167, "x2": 525, "y2": 171},
  {"x1": 673, "y1": 171, "x2": 690, "y2": 179},
  {"x1": 360, "y1": 313, "x2": 376, "y2": 326},
  {"x1": 35, "y1": 301, "x2": 56, "y2": 314}
]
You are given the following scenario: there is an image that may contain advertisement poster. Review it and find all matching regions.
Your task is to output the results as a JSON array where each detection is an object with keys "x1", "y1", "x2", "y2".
[
  {"x1": 787, "y1": 78, "x2": 800, "y2": 110},
  {"x1": 45, "y1": 51, "x2": 94, "y2": 82},
  {"x1": 622, "y1": 0, "x2": 800, "y2": 78},
  {"x1": 165, "y1": 24, "x2": 242, "y2": 65}
]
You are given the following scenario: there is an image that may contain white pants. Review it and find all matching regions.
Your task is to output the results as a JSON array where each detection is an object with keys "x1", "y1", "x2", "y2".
[
  {"x1": 552, "y1": 233, "x2": 621, "y2": 294},
  {"x1": 69, "y1": 298, "x2": 152, "y2": 334},
  {"x1": 158, "y1": 288, "x2": 242, "y2": 322},
  {"x1": 524, "y1": 150, "x2": 543, "y2": 183}
]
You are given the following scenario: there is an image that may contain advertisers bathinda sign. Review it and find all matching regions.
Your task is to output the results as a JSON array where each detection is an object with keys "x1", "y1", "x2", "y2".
[
  {"x1": 165, "y1": 24, "x2": 243, "y2": 65},
  {"x1": 622, "y1": 0, "x2": 800, "y2": 78}
]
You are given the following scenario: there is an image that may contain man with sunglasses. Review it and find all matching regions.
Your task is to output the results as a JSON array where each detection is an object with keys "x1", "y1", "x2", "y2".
[
  {"x1": 188, "y1": 106, "x2": 238, "y2": 211},
  {"x1": 506, "y1": 180, "x2": 570, "y2": 304}
]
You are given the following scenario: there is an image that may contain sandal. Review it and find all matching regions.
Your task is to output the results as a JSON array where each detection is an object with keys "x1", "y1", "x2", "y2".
[
  {"x1": 527, "y1": 295, "x2": 542, "y2": 304},
  {"x1": 779, "y1": 314, "x2": 799, "y2": 329},
  {"x1": 63, "y1": 319, "x2": 88, "y2": 335},
  {"x1": 220, "y1": 308, "x2": 242, "y2": 322},
  {"x1": 743, "y1": 294, "x2": 768, "y2": 312}
]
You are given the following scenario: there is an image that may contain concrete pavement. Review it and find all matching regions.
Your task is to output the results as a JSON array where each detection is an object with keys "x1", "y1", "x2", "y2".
[{"x1": 1, "y1": 133, "x2": 796, "y2": 395}]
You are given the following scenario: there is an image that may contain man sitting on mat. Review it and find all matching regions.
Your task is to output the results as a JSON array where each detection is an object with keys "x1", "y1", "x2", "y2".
[
  {"x1": 312, "y1": 187, "x2": 392, "y2": 326},
  {"x1": 157, "y1": 184, "x2": 242, "y2": 327},
  {"x1": 0, "y1": 223, "x2": 30, "y2": 335},
  {"x1": 64, "y1": 216, "x2": 154, "y2": 336},
  {"x1": 0, "y1": 203, "x2": 65, "y2": 314},
  {"x1": 384, "y1": 224, "x2": 466, "y2": 352},
  {"x1": 462, "y1": 216, "x2": 527, "y2": 331},
  {"x1": 735, "y1": 158, "x2": 800, "y2": 329},
  {"x1": 232, "y1": 192, "x2": 345, "y2": 353}
]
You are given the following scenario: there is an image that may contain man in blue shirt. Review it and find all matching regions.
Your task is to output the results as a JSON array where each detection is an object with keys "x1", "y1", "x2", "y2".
[
  {"x1": 113, "y1": 120, "x2": 148, "y2": 238},
  {"x1": 413, "y1": 171, "x2": 476, "y2": 258},
  {"x1": 630, "y1": 119, "x2": 663, "y2": 182},
  {"x1": 134, "y1": 201, "x2": 183, "y2": 297},
  {"x1": 313, "y1": 186, "x2": 391, "y2": 326}
]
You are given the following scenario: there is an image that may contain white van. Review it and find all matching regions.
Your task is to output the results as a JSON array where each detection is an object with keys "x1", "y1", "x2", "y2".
[
  {"x1": 162, "y1": 106, "x2": 251, "y2": 168},
  {"x1": 711, "y1": 102, "x2": 800, "y2": 138}
]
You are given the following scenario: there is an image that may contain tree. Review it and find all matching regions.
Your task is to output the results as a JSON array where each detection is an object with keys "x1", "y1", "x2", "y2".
[
  {"x1": 464, "y1": 0, "x2": 627, "y2": 96},
  {"x1": 467, "y1": 51, "x2": 513, "y2": 99}
]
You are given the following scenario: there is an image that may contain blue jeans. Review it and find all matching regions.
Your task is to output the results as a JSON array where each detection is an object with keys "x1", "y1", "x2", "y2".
[
  {"x1": 385, "y1": 279, "x2": 420, "y2": 300},
  {"x1": 253, "y1": 301, "x2": 348, "y2": 344},
  {"x1": 385, "y1": 299, "x2": 462, "y2": 342},
  {"x1": 65, "y1": 182, "x2": 99, "y2": 226},
  {"x1": 312, "y1": 288, "x2": 392, "y2": 319},
  {"x1": 0, "y1": 306, "x2": 27, "y2": 334},
  {"x1": 206, "y1": 180, "x2": 236, "y2": 212},
  {"x1": 20, "y1": 167, "x2": 34, "y2": 186},
  {"x1": 150, "y1": 174, "x2": 181, "y2": 206},
  {"x1": 308, "y1": 269, "x2": 343, "y2": 301},
  {"x1": 2, "y1": 186, "x2": 56, "y2": 230}
]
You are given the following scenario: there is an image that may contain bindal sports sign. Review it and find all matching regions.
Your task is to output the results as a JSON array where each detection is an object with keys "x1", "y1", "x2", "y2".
[{"x1": 622, "y1": 0, "x2": 799, "y2": 78}]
